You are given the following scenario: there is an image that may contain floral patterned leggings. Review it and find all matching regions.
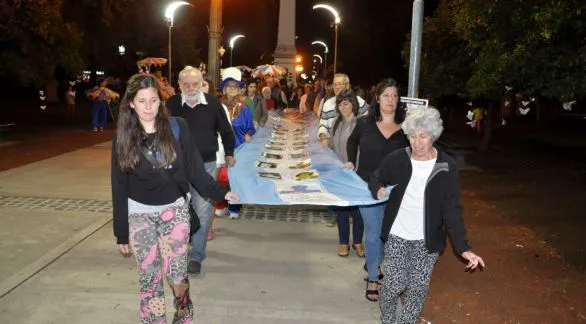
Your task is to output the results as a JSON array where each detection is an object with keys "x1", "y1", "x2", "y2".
[{"x1": 128, "y1": 197, "x2": 193, "y2": 324}]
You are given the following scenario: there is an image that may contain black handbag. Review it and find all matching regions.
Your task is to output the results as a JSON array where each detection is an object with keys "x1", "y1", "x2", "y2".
[{"x1": 140, "y1": 147, "x2": 201, "y2": 236}]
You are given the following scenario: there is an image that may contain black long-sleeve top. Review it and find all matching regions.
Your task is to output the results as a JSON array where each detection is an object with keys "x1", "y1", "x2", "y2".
[
  {"x1": 346, "y1": 116, "x2": 410, "y2": 181},
  {"x1": 111, "y1": 117, "x2": 227, "y2": 244},
  {"x1": 167, "y1": 93, "x2": 235, "y2": 163}
]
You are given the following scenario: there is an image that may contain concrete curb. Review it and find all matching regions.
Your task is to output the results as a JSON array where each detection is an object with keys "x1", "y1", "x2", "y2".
[{"x1": 0, "y1": 215, "x2": 112, "y2": 299}]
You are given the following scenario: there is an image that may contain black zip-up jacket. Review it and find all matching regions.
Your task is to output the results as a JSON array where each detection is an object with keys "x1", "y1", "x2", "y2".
[
  {"x1": 368, "y1": 147, "x2": 472, "y2": 255},
  {"x1": 111, "y1": 117, "x2": 228, "y2": 244}
]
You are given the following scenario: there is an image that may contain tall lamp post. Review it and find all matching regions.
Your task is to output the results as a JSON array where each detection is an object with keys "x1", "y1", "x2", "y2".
[
  {"x1": 311, "y1": 41, "x2": 329, "y2": 78},
  {"x1": 165, "y1": 1, "x2": 191, "y2": 84},
  {"x1": 312, "y1": 54, "x2": 323, "y2": 76},
  {"x1": 313, "y1": 4, "x2": 341, "y2": 75},
  {"x1": 407, "y1": 0, "x2": 424, "y2": 97},
  {"x1": 229, "y1": 34, "x2": 245, "y2": 67},
  {"x1": 118, "y1": 45, "x2": 125, "y2": 77}
]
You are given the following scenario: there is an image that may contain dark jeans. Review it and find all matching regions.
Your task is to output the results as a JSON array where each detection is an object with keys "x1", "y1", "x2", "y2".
[{"x1": 330, "y1": 206, "x2": 364, "y2": 245}]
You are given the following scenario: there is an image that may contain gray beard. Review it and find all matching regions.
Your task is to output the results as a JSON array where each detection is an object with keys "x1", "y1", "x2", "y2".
[{"x1": 183, "y1": 92, "x2": 200, "y2": 102}]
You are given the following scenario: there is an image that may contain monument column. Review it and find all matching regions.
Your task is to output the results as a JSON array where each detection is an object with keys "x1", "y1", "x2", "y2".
[{"x1": 273, "y1": 0, "x2": 297, "y2": 87}]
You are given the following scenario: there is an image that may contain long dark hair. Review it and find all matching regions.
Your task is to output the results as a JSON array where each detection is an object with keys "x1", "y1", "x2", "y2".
[
  {"x1": 369, "y1": 78, "x2": 406, "y2": 124},
  {"x1": 116, "y1": 73, "x2": 176, "y2": 172}
]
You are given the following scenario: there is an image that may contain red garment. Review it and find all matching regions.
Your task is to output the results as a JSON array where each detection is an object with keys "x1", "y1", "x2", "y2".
[
  {"x1": 214, "y1": 166, "x2": 229, "y2": 210},
  {"x1": 265, "y1": 98, "x2": 276, "y2": 110}
]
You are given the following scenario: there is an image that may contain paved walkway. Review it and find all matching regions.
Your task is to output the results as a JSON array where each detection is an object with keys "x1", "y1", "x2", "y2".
[{"x1": 0, "y1": 142, "x2": 380, "y2": 323}]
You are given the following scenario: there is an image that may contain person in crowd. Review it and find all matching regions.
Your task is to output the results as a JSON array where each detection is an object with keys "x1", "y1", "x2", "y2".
[
  {"x1": 264, "y1": 75, "x2": 288, "y2": 109},
  {"x1": 306, "y1": 80, "x2": 322, "y2": 115},
  {"x1": 312, "y1": 79, "x2": 328, "y2": 115},
  {"x1": 155, "y1": 70, "x2": 175, "y2": 101},
  {"x1": 280, "y1": 78, "x2": 292, "y2": 104},
  {"x1": 318, "y1": 73, "x2": 369, "y2": 147},
  {"x1": 318, "y1": 74, "x2": 368, "y2": 228},
  {"x1": 201, "y1": 77, "x2": 226, "y2": 240},
  {"x1": 167, "y1": 66, "x2": 236, "y2": 275},
  {"x1": 202, "y1": 79, "x2": 212, "y2": 94},
  {"x1": 289, "y1": 86, "x2": 305, "y2": 109},
  {"x1": 66, "y1": 85, "x2": 76, "y2": 121},
  {"x1": 328, "y1": 89, "x2": 364, "y2": 257},
  {"x1": 260, "y1": 86, "x2": 277, "y2": 115},
  {"x1": 365, "y1": 85, "x2": 377, "y2": 104},
  {"x1": 299, "y1": 83, "x2": 313, "y2": 113},
  {"x1": 221, "y1": 67, "x2": 256, "y2": 219},
  {"x1": 354, "y1": 86, "x2": 366, "y2": 102},
  {"x1": 369, "y1": 107, "x2": 485, "y2": 323},
  {"x1": 86, "y1": 78, "x2": 119, "y2": 131},
  {"x1": 111, "y1": 73, "x2": 239, "y2": 323},
  {"x1": 346, "y1": 78, "x2": 409, "y2": 302},
  {"x1": 243, "y1": 80, "x2": 267, "y2": 128}
]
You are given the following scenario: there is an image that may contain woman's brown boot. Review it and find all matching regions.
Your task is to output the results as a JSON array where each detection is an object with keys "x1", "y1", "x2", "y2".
[
  {"x1": 338, "y1": 244, "x2": 350, "y2": 257},
  {"x1": 353, "y1": 244, "x2": 365, "y2": 257}
]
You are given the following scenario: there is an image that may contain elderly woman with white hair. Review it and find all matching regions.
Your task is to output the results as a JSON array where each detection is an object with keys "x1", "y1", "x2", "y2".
[{"x1": 369, "y1": 107, "x2": 485, "y2": 324}]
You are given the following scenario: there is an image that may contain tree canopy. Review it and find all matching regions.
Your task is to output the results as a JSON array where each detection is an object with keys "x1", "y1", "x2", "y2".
[
  {"x1": 0, "y1": 0, "x2": 84, "y2": 86},
  {"x1": 0, "y1": 0, "x2": 205, "y2": 86},
  {"x1": 409, "y1": 0, "x2": 586, "y2": 101}
]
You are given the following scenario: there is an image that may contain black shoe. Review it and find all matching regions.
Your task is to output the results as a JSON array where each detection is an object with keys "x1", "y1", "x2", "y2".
[
  {"x1": 363, "y1": 263, "x2": 384, "y2": 281},
  {"x1": 365, "y1": 280, "x2": 380, "y2": 302},
  {"x1": 187, "y1": 261, "x2": 201, "y2": 274}
]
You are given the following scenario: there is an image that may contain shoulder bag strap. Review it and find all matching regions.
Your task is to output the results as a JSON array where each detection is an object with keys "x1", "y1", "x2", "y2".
[{"x1": 139, "y1": 146, "x2": 190, "y2": 202}]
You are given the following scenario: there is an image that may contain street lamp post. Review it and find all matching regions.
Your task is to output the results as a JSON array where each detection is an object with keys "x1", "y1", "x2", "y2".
[
  {"x1": 313, "y1": 4, "x2": 341, "y2": 75},
  {"x1": 312, "y1": 54, "x2": 323, "y2": 76},
  {"x1": 164, "y1": 1, "x2": 191, "y2": 84},
  {"x1": 407, "y1": 0, "x2": 424, "y2": 98},
  {"x1": 118, "y1": 45, "x2": 125, "y2": 77},
  {"x1": 311, "y1": 41, "x2": 329, "y2": 78},
  {"x1": 229, "y1": 34, "x2": 245, "y2": 67}
]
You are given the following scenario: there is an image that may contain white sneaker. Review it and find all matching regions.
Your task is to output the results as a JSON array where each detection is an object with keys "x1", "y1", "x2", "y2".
[
  {"x1": 215, "y1": 208, "x2": 227, "y2": 217},
  {"x1": 228, "y1": 213, "x2": 240, "y2": 220}
]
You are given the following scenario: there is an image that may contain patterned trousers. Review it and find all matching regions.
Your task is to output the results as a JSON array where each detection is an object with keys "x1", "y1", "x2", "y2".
[
  {"x1": 128, "y1": 197, "x2": 194, "y2": 324},
  {"x1": 380, "y1": 235, "x2": 439, "y2": 324}
]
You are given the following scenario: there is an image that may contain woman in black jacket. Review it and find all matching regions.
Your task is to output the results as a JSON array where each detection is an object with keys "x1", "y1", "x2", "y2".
[{"x1": 369, "y1": 107, "x2": 485, "y2": 324}]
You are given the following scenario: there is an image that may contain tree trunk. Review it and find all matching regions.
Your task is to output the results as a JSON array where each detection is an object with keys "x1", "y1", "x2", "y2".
[{"x1": 478, "y1": 101, "x2": 495, "y2": 151}]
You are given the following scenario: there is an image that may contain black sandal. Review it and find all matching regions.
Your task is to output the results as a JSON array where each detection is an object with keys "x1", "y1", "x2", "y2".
[
  {"x1": 363, "y1": 263, "x2": 384, "y2": 281},
  {"x1": 365, "y1": 280, "x2": 380, "y2": 302}
]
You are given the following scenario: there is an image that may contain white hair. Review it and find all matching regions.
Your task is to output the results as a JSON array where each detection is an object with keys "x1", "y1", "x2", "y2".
[
  {"x1": 401, "y1": 107, "x2": 444, "y2": 141},
  {"x1": 178, "y1": 66, "x2": 203, "y2": 81}
]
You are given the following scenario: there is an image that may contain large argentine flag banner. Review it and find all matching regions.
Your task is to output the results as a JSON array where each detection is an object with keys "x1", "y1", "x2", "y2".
[{"x1": 227, "y1": 111, "x2": 390, "y2": 206}]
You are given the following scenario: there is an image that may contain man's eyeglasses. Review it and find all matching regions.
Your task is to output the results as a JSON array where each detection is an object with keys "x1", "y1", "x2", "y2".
[{"x1": 180, "y1": 82, "x2": 201, "y2": 89}]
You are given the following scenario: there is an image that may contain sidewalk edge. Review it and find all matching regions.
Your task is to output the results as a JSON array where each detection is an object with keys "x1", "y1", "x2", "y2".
[{"x1": 0, "y1": 215, "x2": 112, "y2": 299}]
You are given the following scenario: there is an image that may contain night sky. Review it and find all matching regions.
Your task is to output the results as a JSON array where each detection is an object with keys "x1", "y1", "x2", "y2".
[
  {"x1": 217, "y1": 0, "x2": 439, "y2": 87},
  {"x1": 38, "y1": 0, "x2": 438, "y2": 88}
]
